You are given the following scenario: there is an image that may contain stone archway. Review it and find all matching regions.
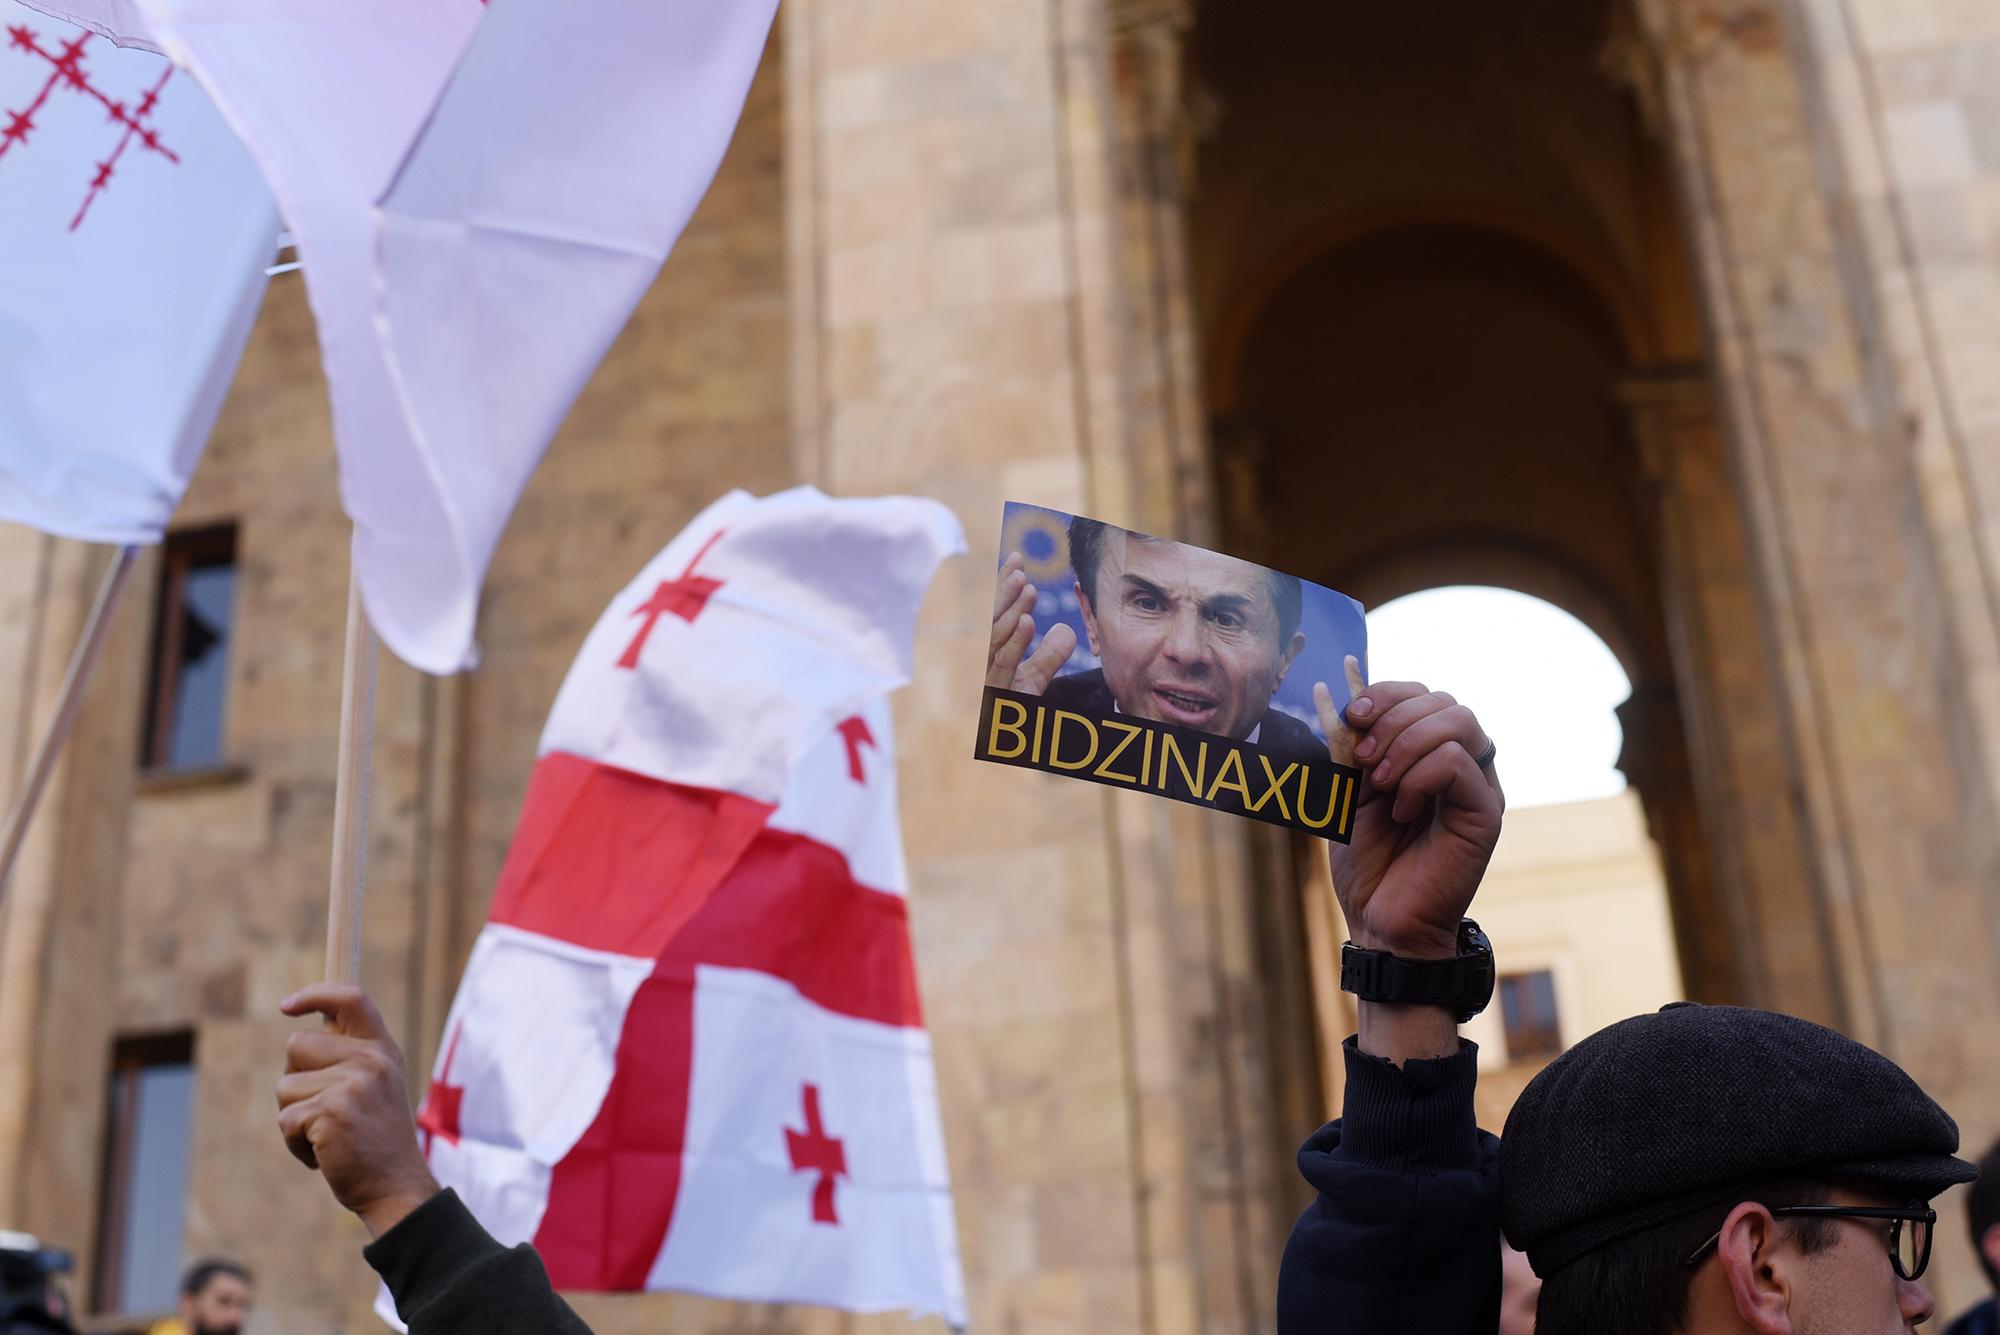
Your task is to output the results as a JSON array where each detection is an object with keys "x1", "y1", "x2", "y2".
[
  {"x1": 1164, "y1": 0, "x2": 2000, "y2": 1300},
  {"x1": 1181, "y1": 0, "x2": 1842, "y2": 1031},
  {"x1": 1205, "y1": 212, "x2": 1753, "y2": 1009}
]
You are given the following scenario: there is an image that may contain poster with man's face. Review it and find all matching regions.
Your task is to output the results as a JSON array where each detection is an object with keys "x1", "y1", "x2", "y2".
[{"x1": 975, "y1": 502, "x2": 1367, "y2": 839}]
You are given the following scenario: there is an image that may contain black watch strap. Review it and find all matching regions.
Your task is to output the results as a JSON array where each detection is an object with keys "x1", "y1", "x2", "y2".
[{"x1": 1339, "y1": 919, "x2": 1496, "y2": 1023}]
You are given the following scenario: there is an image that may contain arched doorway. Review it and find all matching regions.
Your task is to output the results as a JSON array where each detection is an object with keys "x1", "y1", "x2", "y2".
[
  {"x1": 1206, "y1": 210, "x2": 1733, "y2": 975},
  {"x1": 1183, "y1": 0, "x2": 1831, "y2": 1029}
]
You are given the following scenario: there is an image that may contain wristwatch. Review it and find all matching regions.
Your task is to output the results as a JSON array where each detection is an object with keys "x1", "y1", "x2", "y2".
[{"x1": 1339, "y1": 918, "x2": 1496, "y2": 1023}]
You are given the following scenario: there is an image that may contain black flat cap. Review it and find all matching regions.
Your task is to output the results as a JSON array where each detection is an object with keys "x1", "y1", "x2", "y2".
[{"x1": 1500, "y1": 1002, "x2": 1976, "y2": 1276}]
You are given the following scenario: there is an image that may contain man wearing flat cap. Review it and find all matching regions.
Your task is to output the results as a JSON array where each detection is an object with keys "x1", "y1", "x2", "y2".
[{"x1": 1277, "y1": 678, "x2": 1977, "y2": 1334}]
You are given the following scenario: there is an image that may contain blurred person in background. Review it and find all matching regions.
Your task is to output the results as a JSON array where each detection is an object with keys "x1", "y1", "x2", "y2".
[
  {"x1": 1945, "y1": 1139, "x2": 2000, "y2": 1335},
  {"x1": 146, "y1": 1260, "x2": 251, "y2": 1335}
]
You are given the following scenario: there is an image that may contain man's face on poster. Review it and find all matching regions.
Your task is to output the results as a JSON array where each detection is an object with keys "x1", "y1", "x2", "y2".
[{"x1": 1076, "y1": 531, "x2": 1305, "y2": 741}]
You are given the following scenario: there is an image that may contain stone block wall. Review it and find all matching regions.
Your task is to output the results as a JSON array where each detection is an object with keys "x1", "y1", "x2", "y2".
[
  {"x1": 1639, "y1": 0, "x2": 2000, "y2": 1310},
  {"x1": 0, "y1": 5, "x2": 1302, "y2": 1329}
]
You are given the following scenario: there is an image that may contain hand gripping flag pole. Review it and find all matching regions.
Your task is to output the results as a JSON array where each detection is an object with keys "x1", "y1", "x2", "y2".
[
  {"x1": 324, "y1": 557, "x2": 378, "y2": 983},
  {"x1": 0, "y1": 543, "x2": 140, "y2": 907}
]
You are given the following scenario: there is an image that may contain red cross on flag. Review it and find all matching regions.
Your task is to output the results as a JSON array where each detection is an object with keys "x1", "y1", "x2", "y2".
[
  {"x1": 389, "y1": 487, "x2": 968, "y2": 1327},
  {"x1": 0, "y1": 0, "x2": 272, "y2": 542}
]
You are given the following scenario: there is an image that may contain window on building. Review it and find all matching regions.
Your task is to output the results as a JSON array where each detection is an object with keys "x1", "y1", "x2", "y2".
[
  {"x1": 93, "y1": 1033, "x2": 196, "y2": 1316},
  {"x1": 142, "y1": 526, "x2": 238, "y2": 772},
  {"x1": 1498, "y1": 970, "x2": 1563, "y2": 1062}
]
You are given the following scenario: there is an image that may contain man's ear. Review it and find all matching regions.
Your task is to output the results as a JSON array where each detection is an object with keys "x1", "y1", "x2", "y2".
[
  {"x1": 1981, "y1": 1221, "x2": 2000, "y2": 1280},
  {"x1": 1272, "y1": 630, "x2": 1307, "y2": 688},
  {"x1": 1716, "y1": 1202, "x2": 1798, "y2": 1335},
  {"x1": 1074, "y1": 581, "x2": 1103, "y2": 658}
]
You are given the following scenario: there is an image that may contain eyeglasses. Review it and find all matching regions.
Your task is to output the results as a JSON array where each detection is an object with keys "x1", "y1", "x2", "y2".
[{"x1": 1682, "y1": 1205, "x2": 1935, "y2": 1281}]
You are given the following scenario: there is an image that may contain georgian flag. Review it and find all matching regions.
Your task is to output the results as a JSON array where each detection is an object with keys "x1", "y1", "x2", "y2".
[
  {"x1": 395, "y1": 488, "x2": 968, "y2": 1327},
  {"x1": 0, "y1": 0, "x2": 273, "y2": 542}
]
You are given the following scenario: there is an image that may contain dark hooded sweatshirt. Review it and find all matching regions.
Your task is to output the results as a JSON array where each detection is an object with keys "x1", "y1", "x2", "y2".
[
  {"x1": 1276, "y1": 1037, "x2": 1502, "y2": 1334},
  {"x1": 365, "y1": 1189, "x2": 593, "y2": 1335}
]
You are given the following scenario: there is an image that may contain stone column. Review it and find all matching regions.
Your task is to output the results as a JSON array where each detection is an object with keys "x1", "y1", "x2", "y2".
[
  {"x1": 1620, "y1": 369, "x2": 1843, "y2": 1021},
  {"x1": 1613, "y1": 686, "x2": 1732, "y2": 1003},
  {"x1": 783, "y1": 1, "x2": 1296, "y2": 1328},
  {"x1": 1781, "y1": 0, "x2": 2000, "y2": 835},
  {"x1": 1109, "y1": 2, "x2": 1320, "y2": 1326},
  {"x1": 785, "y1": 0, "x2": 1166, "y2": 1329},
  {"x1": 1638, "y1": 7, "x2": 2000, "y2": 1307},
  {"x1": 1106, "y1": 0, "x2": 1213, "y2": 541}
]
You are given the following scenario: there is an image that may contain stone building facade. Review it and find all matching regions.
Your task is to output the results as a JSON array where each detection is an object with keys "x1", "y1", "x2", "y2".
[{"x1": 3, "y1": 0, "x2": 2000, "y2": 1329}]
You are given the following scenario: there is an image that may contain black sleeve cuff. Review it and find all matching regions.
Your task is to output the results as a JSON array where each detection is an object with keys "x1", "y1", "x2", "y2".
[
  {"x1": 362, "y1": 1188, "x2": 508, "y2": 1316},
  {"x1": 1332, "y1": 1035, "x2": 1481, "y2": 1173}
]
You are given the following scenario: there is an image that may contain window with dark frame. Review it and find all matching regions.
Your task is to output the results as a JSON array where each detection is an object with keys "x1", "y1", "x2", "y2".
[
  {"x1": 92, "y1": 1033, "x2": 196, "y2": 1318},
  {"x1": 141, "y1": 526, "x2": 239, "y2": 773},
  {"x1": 1498, "y1": 969, "x2": 1563, "y2": 1062}
]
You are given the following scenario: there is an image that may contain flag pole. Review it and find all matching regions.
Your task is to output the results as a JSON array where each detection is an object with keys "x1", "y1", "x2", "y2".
[
  {"x1": 323, "y1": 562, "x2": 378, "y2": 984},
  {"x1": 0, "y1": 543, "x2": 141, "y2": 907}
]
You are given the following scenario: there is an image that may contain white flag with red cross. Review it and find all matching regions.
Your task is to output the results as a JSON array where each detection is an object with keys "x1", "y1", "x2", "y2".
[
  {"x1": 393, "y1": 487, "x2": 968, "y2": 1327},
  {"x1": 0, "y1": 0, "x2": 272, "y2": 542},
  {"x1": 12, "y1": 0, "x2": 779, "y2": 675}
]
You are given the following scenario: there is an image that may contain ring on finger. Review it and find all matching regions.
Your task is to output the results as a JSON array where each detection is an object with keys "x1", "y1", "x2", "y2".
[{"x1": 1474, "y1": 738, "x2": 1498, "y2": 770}]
